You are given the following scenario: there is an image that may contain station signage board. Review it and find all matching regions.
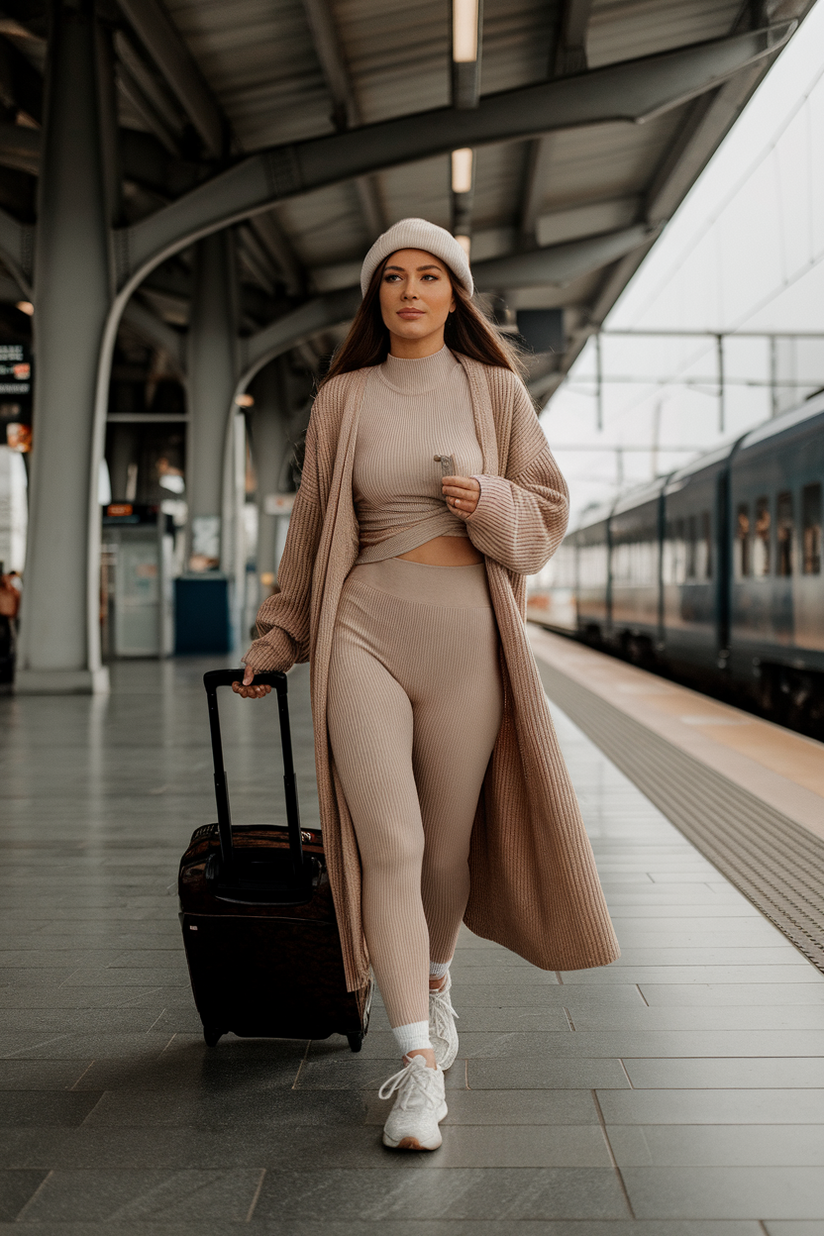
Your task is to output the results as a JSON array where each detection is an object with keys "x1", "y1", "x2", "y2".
[
  {"x1": 0, "y1": 344, "x2": 31, "y2": 398},
  {"x1": 0, "y1": 343, "x2": 33, "y2": 452}
]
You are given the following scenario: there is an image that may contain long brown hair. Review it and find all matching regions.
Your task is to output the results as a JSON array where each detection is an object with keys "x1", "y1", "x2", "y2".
[{"x1": 321, "y1": 254, "x2": 526, "y2": 385}]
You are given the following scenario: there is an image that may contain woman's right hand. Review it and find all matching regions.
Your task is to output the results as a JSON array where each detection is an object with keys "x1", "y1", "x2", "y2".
[{"x1": 231, "y1": 666, "x2": 272, "y2": 699}]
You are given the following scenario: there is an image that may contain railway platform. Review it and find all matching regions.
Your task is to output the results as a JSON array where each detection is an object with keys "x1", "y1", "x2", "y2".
[{"x1": 1, "y1": 652, "x2": 823, "y2": 1232}]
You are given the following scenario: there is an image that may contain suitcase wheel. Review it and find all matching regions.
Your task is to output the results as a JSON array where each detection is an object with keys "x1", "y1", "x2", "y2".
[
  {"x1": 203, "y1": 1026, "x2": 225, "y2": 1047},
  {"x1": 347, "y1": 1032, "x2": 363, "y2": 1053}
]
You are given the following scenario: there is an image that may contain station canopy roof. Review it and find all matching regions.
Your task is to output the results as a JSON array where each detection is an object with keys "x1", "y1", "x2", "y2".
[{"x1": 0, "y1": 0, "x2": 814, "y2": 399}]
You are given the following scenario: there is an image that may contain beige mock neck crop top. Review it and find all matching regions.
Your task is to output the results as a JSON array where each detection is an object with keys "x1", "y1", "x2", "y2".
[{"x1": 352, "y1": 347, "x2": 483, "y2": 564}]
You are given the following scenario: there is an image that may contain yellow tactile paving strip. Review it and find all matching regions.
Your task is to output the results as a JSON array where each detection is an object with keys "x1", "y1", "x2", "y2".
[{"x1": 528, "y1": 627, "x2": 824, "y2": 844}]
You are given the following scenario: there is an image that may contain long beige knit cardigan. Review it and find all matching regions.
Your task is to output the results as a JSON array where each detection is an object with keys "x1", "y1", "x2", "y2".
[{"x1": 243, "y1": 354, "x2": 620, "y2": 990}]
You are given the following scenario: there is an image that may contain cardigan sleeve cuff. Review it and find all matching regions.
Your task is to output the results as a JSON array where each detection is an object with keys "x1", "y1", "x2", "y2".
[
  {"x1": 466, "y1": 473, "x2": 509, "y2": 531},
  {"x1": 241, "y1": 629, "x2": 297, "y2": 675}
]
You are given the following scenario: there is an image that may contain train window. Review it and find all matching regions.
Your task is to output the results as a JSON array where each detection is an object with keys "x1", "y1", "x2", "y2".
[
  {"x1": 698, "y1": 511, "x2": 712, "y2": 579},
  {"x1": 776, "y1": 491, "x2": 794, "y2": 576},
  {"x1": 612, "y1": 537, "x2": 656, "y2": 586},
  {"x1": 753, "y1": 497, "x2": 770, "y2": 576},
  {"x1": 736, "y1": 504, "x2": 750, "y2": 577},
  {"x1": 802, "y1": 483, "x2": 822, "y2": 574}
]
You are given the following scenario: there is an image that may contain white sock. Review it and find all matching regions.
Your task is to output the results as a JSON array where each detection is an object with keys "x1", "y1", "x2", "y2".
[
  {"x1": 429, "y1": 960, "x2": 451, "y2": 980},
  {"x1": 392, "y1": 1020, "x2": 432, "y2": 1056}
]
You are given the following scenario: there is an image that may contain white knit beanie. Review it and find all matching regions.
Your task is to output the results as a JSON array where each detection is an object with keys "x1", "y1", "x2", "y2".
[{"x1": 360, "y1": 218, "x2": 473, "y2": 297}]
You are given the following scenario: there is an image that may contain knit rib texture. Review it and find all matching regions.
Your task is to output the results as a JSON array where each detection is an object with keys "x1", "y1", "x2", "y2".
[
  {"x1": 327, "y1": 557, "x2": 502, "y2": 1028},
  {"x1": 359, "y1": 217, "x2": 474, "y2": 295},
  {"x1": 353, "y1": 347, "x2": 482, "y2": 563},
  {"x1": 243, "y1": 352, "x2": 621, "y2": 990}
]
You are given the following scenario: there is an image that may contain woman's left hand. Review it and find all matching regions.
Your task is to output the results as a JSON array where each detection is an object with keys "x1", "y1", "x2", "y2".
[{"x1": 442, "y1": 475, "x2": 480, "y2": 517}]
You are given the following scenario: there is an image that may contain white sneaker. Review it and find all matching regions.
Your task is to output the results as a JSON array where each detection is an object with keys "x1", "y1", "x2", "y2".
[
  {"x1": 379, "y1": 1055, "x2": 447, "y2": 1150},
  {"x1": 429, "y1": 971, "x2": 459, "y2": 1071}
]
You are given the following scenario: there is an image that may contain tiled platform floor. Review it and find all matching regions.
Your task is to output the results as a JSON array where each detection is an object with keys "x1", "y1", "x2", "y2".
[{"x1": 1, "y1": 657, "x2": 823, "y2": 1235}]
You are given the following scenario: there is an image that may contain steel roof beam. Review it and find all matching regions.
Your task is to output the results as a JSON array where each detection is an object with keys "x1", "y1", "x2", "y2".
[
  {"x1": 117, "y1": 225, "x2": 647, "y2": 366},
  {"x1": 299, "y1": 0, "x2": 385, "y2": 238},
  {"x1": 554, "y1": 46, "x2": 784, "y2": 395},
  {"x1": 473, "y1": 224, "x2": 657, "y2": 290},
  {"x1": 452, "y1": 0, "x2": 484, "y2": 110},
  {"x1": 300, "y1": 0, "x2": 357, "y2": 132},
  {"x1": 0, "y1": 202, "x2": 32, "y2": 295},
  {"x1": 114, "y1": 30, "x2": 182, "y2": 155},
  {"x1": 115, "y1": 0, "x2": 225, "y2": 158},
  {"x1": 521, "y1": 0, "x2": 593, "y2": 242},
  {"x1": 122, "y1": 296, "x2": 186, "y2": 374},
  {"x1": 238, "y1": 285, "x2": 362, "y2": 391},
  {"x1": 116, "y1": 60, "x2": 179, "y2": 156},
  {"x1": 554, "y1": 0, "x2": 592, "y2": 76},
  {"x1": 120, "y1": 22, "x2": 794, "y2": 289},
  {"x1": 237, "y1": 221, "x2": 280, "y2": 295},
  {"x1": 232, "y1": 224, "x2": 656, "y2": 385},
  {"x1": 248, "y1": 211, "x2": 306, "y2": 298},
  {"x1": 519, "y1": 135, "x2": 555, "y2": 243}
]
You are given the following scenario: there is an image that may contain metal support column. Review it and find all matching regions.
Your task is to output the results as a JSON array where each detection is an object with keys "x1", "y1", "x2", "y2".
[
  {"x1": 17, "y1": 0, "x2": 112, "y2": 694},
  {"x1": 716, "y1": 332, "x2": 725, "y2": 434},
  {"x1": 175, "y1": 229, "x2": 238, "y2": 655},
  {"x1": 186, "y1": 230, "x2": 238, "y2": 570},
  {"x1": 250, "y1": 360, "x2": 292, "y2": 611},
  {"x1": 595, "y1": 331, "x2": 603, "y2": 431},
  {"x1": 769, "y1": 334, "x2": 779, "y2": 417}
]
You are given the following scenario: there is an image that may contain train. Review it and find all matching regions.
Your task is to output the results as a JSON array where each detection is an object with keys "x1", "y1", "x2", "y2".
[{"x1": 527, "y1": 389, "x2": 824, "y2": 738}]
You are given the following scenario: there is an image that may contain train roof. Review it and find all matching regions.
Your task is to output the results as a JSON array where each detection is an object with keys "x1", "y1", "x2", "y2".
[
  {"x1": 665, "y1": 442, "x2": 736, "y2": 488},
  {"x1": 568, "y1": 389, "x2": 824, "y2": 535},
  {"x1": 737, "y1": 388, "x2": 824, "y2": 452},
  {"x1": 570, "y1": 476, "x2": 667, "y2": 532},
  {"x1": 612, "y1": 477, "x2": 669, "y2": 517},
  {"x1": 570, "y1": 498, "x2": 614, "y2": 532}
]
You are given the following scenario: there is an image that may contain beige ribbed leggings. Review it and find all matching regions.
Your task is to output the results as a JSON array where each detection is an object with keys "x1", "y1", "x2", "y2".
[{"x1": 327, "y1": 556, "x2": 504, "y2": 1029}]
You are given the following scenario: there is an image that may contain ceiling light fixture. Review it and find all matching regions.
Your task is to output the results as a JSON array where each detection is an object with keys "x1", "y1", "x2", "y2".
[
  {"x1": 451, "y1": 148, "x2": 474, "y2": 194},
  {"x1": 452, "y1": 0, "x2": 479, "y2": 62}
]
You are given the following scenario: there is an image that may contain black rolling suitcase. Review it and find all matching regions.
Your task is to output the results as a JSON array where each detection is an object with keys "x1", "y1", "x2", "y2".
[{"x1": 178, "y1": 668, "x2": 372, "y2": 1050}]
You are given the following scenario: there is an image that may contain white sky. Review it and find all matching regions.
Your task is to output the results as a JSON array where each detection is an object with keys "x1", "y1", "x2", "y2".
[{"x1": 541, "y1": 1, "x2": 824, "y2": 524}]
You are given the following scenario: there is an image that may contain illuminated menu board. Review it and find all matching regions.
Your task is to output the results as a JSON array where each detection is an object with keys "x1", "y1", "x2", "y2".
[{"x1": 0, "y1": 344, "x2": 31, "y2": 398}]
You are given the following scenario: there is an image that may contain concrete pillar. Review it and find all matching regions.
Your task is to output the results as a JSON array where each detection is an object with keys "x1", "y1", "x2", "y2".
[
  {"x1": 16, "y1": 0, "x2": 112, "y2": 693},
  {"x1": 186, "y1": 230, "x2": 238, "y2": 571},
  {"x1": 249, "y1": 360, "x2": 292, "y2": 607}
]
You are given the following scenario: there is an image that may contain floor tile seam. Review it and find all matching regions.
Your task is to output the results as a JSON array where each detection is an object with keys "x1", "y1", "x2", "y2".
[
  {"x1": 75, "y1": 1089, "x2": 108, "y2": 1127},
  {"x1": 617, "y1": 1060, "x2": 635, "y2": 1089},
  {"x1": 2, "y1": 1035, "x2": 70, "y2": 1060},
  {"x1": 12, "y1": 1167, "x2": 52, "y2": 1222},
  {"x1": 291, "y1": 1040, "x2": 312, "y2": 1090},
  {"x1": 245, "y1": 1168, "x2": 266, "y2": 1222},
  {"x1": 146, "y1": 1008, "x2": 169, "y2": 1033},
  {"x1": 67, "y1": 1061, "x2": 96, "y2": 1091},
  {"x1": 590, "y1": 1089, "x2": 636, "y2": 1219},
  {"x1": 3, "y1": 1162, "x2": 665, "y2": 1173}
]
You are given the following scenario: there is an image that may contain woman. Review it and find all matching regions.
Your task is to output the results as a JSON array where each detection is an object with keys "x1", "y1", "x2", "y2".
[{"x1": 236, "y1": 219, "x2": 619, "y2": 1151}]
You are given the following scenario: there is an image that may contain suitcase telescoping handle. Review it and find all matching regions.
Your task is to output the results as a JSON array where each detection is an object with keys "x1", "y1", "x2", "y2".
[{"x1": 202, "y1": 669, "x2": 304, "y2": 882}]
